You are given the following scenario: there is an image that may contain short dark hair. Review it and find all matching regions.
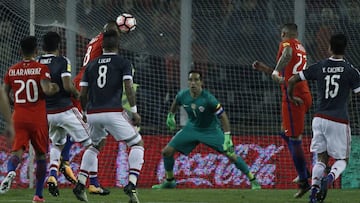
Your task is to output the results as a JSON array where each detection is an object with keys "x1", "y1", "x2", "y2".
[
  {"x1": 330, "y1": 33, "x2": 347, "y2": 55},
  {"x1": 282, "y1": 23, "x2": 298, "y2": 36},
  {"x1": 103, "y1": 20, "x2": 119, "y2": 32},
  {"x1": 42, "y1": 31, "x2": 61, "y2": 52},
  {"x1": 102, "y1": 30, "x2": 119, "y2": 51},
  {"x1": 20, "y1": 36, "x2": 37, "y2": 56},
  {"x1": 188, "y1": 69, "x2": 202, "y2": 80}
]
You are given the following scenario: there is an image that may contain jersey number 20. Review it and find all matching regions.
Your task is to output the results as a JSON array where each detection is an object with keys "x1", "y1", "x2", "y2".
[{"x1": 14, "y1": 79, "x2": 39, "y2": 103}]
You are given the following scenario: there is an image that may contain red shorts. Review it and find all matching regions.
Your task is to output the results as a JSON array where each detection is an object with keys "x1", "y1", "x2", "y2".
[
  {"x1": 12, "y1": 122, "x2": 49, "y2": 154},
  {"x1": 282, "y1": 93, "x2": 312, "y2": 137}
]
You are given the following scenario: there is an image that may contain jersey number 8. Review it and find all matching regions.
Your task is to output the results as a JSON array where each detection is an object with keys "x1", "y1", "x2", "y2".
[{"x1": 97, "y1": 65, "x2": 108, "y2": 88}]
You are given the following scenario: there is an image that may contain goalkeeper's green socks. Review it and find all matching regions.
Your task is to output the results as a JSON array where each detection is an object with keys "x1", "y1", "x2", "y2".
[
  {"x1": 165, "y1": 171, "x2": 174, "y2": 181},
  {"x1": 234, "y1": 157, "x2": 250, "y2": 174},
  {"x1": 247, "y1": 172, "x2": 255, "y2": 181}
]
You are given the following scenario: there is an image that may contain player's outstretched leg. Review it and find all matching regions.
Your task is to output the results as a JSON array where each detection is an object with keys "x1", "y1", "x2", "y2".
[
  {"x1": 60, "y1": 137, "x2": 77, "y2": 184},
  {"x1": 59, "y1": 158, "x2": 77, "y2": 184},
  {"x1": 124, "y1": 182, "x2": 140, "y2": 203},
  {"x1": 0, "y1": 171, "x2": 16, "y2": 194}
]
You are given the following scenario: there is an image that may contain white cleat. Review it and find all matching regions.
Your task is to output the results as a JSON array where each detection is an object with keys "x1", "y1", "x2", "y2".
[{"x1": 0, "y1": 171, "x2": 16, "y2": 194}]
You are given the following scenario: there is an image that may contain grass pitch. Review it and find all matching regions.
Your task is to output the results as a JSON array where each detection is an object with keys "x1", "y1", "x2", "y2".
[{"x1": 0, "y1": 188, "x2": 359, "y2": 203}]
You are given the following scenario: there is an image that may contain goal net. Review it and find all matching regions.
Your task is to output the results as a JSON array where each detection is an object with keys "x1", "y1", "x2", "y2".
[{"x1": 0, "y1": 0, "x2": 359, "y2": 190}]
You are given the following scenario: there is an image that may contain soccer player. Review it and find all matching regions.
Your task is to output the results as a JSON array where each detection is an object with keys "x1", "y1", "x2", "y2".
[
  {"x1": 287, "y1": 33, "x2": 360, "y2": 203},
  {"x1": 151, "y1": 70, "x2": 261, "y2": 190},
  {"x1": 252, "y1": 23, "x2": 312, "y2": 198},
  {"x1": 38, "y1": 31, "x2": 96, "y2": 197},
  {"x1": 72, "y1": 30, "x2": 144, "y2": 203},
  {"x1": 60, "y1": 20, "x2": 123, "y2": 194},
  {"x1": 0, "y1": 36, "x2": 59, "y2": 203}
]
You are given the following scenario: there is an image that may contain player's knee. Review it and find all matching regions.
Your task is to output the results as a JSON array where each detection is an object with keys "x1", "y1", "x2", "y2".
[
  {"x1": 81, "y1": 137, "x2": 92, "y2": 148},
  {"x1": 35, "y1": 153, "x2": 47, "y2": 160},
  {"x1": 317, "y1": 152, "x2": 329, "y2": 164},
  {"x1": 131, "y1": 139, "x2": 144, "y2": 147},
  {"x1": 289, "y1": 135, "x2": 302, "y2": 140},
  {"x1": 162, "y1": 146, "x2": 175, "y2": 157}
]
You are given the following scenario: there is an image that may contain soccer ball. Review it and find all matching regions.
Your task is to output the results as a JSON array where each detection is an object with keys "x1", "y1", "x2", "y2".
[{"x1": 116, "y1": 13, "x2": 136, "y2": 33}]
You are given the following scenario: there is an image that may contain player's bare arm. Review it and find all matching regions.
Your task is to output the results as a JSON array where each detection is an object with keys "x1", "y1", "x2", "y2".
[
  {"x1": 0, "y1": 85, "x2": 12, "y2": 124},
  {"x1": 124, "y1": 79, "x2": 141, "y2": 125},
  {"x1": 79, "y1": 85, "x2": 88, "y2": 122},
  {"x1": 62, "y1": 76, "x2": 80, "y2": 99},
  {"x1": 252, "y1": 61, "x2": 274, "y2": 75},
  {"x1": 0, "y1": 84, "x2": 14, "y2": 140},
  {"x1": 40, "y1": 79, "x2": 59, "y2": 96},
  {"x1": 219, "y1": 112, "x2": 230, "y2": 133},
  {"x1": 287, "y1": 74, "x2": 304, "y2": 106},
  {"x1": 169, "y1": 99, "x2": 179, "y2": 114},
  {"x1": 272, "y1": 46, "x2": 292, "y2": 84},
  {"x1": 3, "y1": 84, "x2": 14, "y2": 105}
]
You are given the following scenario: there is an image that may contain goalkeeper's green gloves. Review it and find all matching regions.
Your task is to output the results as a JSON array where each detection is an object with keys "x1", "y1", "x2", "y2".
[
  {"x1": 166, "y1": 113, "x2": 176, "y2": 131},
  {"x1": 223, "y1": 132, "x2": 235, "y2": 156}
]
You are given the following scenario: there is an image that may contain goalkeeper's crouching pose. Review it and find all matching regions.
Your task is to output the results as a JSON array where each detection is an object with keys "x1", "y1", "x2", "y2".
[{"x1": 152, "y1": 70, "x2": 261, "y2": 190}]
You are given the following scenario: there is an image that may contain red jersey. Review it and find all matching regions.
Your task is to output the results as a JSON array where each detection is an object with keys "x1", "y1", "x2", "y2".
[
  {"x1": 4, "y1": 60, "x2": 51, "y2": 124},
  {"x1": 74, "y1": 33, "x2": 103, "y2": 90},
  {"x1": 72, "y1": 33, "x2": 104, "y2": 110},
  {"x1": 276, "y1": 38, "x2": 311, "y2": 102}
]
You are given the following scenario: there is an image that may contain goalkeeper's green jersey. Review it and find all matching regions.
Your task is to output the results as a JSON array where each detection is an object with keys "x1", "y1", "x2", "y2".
[{"x1": 175, "y1": 89, "x2": 223, "y2": 130}]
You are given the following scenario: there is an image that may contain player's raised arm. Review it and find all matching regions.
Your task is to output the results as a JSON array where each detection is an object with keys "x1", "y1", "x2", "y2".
[{"x1": 252, "y1": 60, "x2": 274, "y2": 75}]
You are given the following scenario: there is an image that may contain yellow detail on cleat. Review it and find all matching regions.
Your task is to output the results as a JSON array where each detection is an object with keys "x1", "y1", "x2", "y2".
[
  {"x1": 59, "y1": 161, "x2": 77, "y2": 184},
  {"x1": 88, "y1": 185, "x2": 110, "y2": 195}
]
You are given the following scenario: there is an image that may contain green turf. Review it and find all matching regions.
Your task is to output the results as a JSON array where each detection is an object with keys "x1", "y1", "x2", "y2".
[{"x1": 0, "y1": 188, "x2": 359, "y2": 203}]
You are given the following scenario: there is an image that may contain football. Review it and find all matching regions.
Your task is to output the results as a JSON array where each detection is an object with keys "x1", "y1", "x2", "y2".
[{"x1": 116, "y1": 13, "x2": 137, "y2": 33}]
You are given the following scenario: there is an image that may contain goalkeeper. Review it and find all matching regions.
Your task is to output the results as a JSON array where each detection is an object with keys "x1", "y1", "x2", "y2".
[{"x1": 152, "y1": 70, "x2": 261, "y2": 190}]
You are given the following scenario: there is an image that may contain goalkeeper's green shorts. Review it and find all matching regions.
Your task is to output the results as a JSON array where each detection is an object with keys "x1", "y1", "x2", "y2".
[{"x1": 168, "y1": 126, "x2": 225, "y2": 155}]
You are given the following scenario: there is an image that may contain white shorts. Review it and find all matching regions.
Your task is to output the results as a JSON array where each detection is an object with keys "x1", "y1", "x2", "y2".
[
  {"x1": 48, "y1": 107, "x2": 91, "y2": 146},
  {"x1": 86, "y1": 111, "x2": 141, "y2": 146},
  {"x1": 311, "y1": 117, "x2": 351, "y2": 159}
]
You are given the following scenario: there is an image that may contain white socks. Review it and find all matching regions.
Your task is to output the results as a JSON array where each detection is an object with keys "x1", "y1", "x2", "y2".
[
  {"x1": 128, "y1": 146, "x2": 144, "y2": 185},
  {"x1": 49, "y1": 146, "x2": 61, "y2": 173},
  {"x1": 78, "y1": 146, "x2": 99, "y2": 184},
  {"x1": 311, "y1": 161, "x2": 326, "y2": 187}
]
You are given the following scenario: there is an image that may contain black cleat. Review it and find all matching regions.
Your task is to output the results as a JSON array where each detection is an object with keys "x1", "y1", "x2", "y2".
[
  {"x1": 73, "y1": 182, "x2": 88, "y2": 202},
  {"x1": 294, "y1": 179, "x2": 311, "y2": 198},
  {"x1": 124, "y1": 182, "x2": 140, "y2": 203}
]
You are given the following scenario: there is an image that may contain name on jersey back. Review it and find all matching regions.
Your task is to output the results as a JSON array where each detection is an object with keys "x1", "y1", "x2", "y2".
[
  {"x1": 8, "y1": 68, "x2": 41, "y2": 76},
  {"x1": 322, "y1": 66, "x2": 344, "y2": 73},
  {"x1": 98, "y1": 58, "x2": 111, "y2": 64}
]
